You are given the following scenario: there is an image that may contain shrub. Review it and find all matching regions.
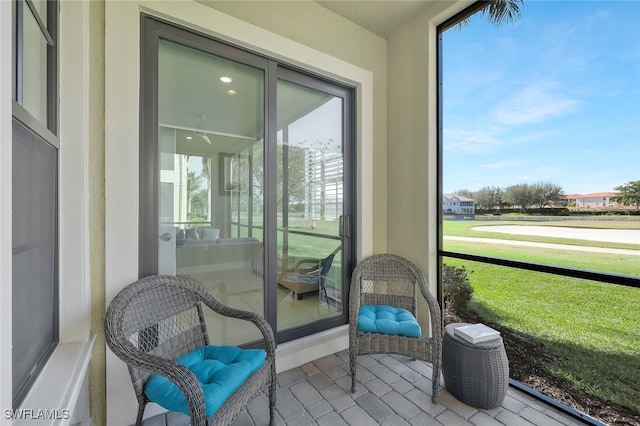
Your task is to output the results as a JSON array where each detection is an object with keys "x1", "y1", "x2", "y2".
[{"x1": 442, "y1": 264, "x2": 474, "y2": 313}]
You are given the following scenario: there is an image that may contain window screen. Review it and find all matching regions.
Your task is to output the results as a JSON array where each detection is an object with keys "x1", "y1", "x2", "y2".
[{"x1": 11, "y1": 120, "x2": 59, "y2": 407}]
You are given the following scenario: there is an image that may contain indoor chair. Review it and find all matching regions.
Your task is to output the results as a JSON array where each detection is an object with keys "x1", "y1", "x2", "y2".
[{"x1": 277, "y1": 246, "x2": 341, "y2": 301}]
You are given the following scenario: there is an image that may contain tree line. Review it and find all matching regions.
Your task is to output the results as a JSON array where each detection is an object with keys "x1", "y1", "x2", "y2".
[
  {"x1": 455, "y1": 180, "x2": 640, "y2": 212},
  {"x1": 455, "y1": 182, "x2": 564, "y2": 212},
  {"x1": 613, "y1": 180, "x2": 640, "y2": 210}
]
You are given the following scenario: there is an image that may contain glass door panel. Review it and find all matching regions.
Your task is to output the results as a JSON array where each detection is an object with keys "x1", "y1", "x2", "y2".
[
  {"x1": 144, "y1": 18, "x2": 353, "y2": 346},
  {"x1": 157, "y1": 39, "x2": 265, "y2": 345},
  {"x1": 276, "y1": 79, "x2": 344, "y2": 332}
]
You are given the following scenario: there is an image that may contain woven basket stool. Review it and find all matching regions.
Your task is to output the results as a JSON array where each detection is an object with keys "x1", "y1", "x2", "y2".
[{"x1": 442, "y1": 322, "x2": 509, "y2": 409}]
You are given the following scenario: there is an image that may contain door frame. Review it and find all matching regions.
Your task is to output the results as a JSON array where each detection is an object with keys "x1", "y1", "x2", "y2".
[
  {"x1": 140, "y1": 16, "x2": 355, "y2": 342},
  {"x1": 274, "y1": 65, "x2": 356, "y2": 341}
]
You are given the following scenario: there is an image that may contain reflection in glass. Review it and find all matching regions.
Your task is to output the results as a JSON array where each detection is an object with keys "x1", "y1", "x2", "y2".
[
  {"x1": 158, "y1": 40, "x2": 265, "y2": 346},
  {"x1": 22, "y1": 6, "x2": 48, "y2": 124},
  {"x1": 276, "y1": 80, "x2": 344, "y2": 331},
  {"x1": 154, "y1": 39, "x2": 349, "y2": 344}
]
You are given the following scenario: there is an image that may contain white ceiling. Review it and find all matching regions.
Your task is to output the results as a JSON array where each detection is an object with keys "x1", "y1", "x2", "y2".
[
  {"x1": 314, "y1": 1, "x2": 450, "y2": 38},
  {"x1": 201, "y1": 1, "x2": 457, "y2": 40}
]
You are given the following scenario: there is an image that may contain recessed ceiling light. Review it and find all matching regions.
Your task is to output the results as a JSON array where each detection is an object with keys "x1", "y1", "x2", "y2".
[
  {"x1": 186, "y1": 136, "x2": 193, "y2": 140},
  {"x1": 227, "y1": 89, "x2": 237, "y2": 95},
  {"x1": 220, "y1": 76, "x2": 232, "y2": 83}
]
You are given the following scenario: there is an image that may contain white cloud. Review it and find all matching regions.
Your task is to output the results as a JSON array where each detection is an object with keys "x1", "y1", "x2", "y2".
[
  {"x1": 444, "y1": 82, "x2": 580, "y2": 156},
  {"x1": 443, "y1": 128, "x2": 504, "y2": 154},
  {"x1": 492, "y1": 81, "x2": 580, "y2": 126}
]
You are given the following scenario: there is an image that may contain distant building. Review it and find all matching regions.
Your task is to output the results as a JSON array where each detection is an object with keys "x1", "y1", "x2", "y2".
[
  {"x1": 575, "y1": 192, "x2": 619, "y2": 209},
  {"x1": 562, "y1": 192, "x2": 622, "y2": 210},
  {"x1": 561, "y1": 194, "x2": 580, "y2": 207},
  {"x1": 443, "y1": 194, "x2": 475, "y2": 214}
]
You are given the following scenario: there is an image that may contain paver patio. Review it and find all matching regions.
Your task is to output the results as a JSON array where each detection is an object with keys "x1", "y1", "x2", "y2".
[{"x1": 143, "y1": 350, "x2": 589, "y2": 426}]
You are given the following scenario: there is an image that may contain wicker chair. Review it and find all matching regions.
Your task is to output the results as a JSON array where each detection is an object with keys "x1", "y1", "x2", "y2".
[
  {"x1": 349, "y1": 254, "x2": 442, "y2": 403},
  {"x1": 105, "y1": 275, "x2": 276, "y2": 426}
]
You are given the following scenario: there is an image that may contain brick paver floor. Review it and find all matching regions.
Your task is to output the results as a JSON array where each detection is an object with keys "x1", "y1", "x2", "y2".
[{"x1": 143, "y1": 350, "x2": 590, "y2": 426}]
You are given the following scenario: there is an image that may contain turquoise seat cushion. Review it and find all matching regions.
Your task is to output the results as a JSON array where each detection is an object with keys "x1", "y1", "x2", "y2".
[
  {"x1": 357, "y1": 305, "x2": 421, "y2": 338},
  {"x1": 145, "y1": 345, "x2": 266, "y2": 418}
]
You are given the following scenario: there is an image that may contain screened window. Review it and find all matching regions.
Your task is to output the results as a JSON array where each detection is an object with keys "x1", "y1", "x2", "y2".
[
  {"x1": 438, "y1": 2, "x2": 639, "y2": 423},
  {"x1": 11, "y1": 0, "x2": 59, "y2": 408},
  {"x1": 439, "y1": 1, "x2": 640, "y2": 281}
]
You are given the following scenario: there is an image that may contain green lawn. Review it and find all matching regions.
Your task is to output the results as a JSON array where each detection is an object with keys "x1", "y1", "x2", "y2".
[
  {"x1": 236, "y1": 219, "x2": 341, "y2": 259},
  {"x1": 444, "y1": 220, "x2": 640, "y2": 250},
  {"x1": 444, "y1": 240, "x2": 640, "y2": 277},
  {"x1": 443, "y1": 219, "x2": 640, "y2": 277},
  {"x1": 444, "y1": 220, "x2": 640, "y2": 413},
  {"x1": 443, "y1": 218, "x2": 640, "y2": 414},
  {"x1": 445, "y1": 258, "x2": 640, "y2": 414}
]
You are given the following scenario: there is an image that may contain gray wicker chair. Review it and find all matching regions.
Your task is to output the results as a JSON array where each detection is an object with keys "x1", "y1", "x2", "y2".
[
  {"x1": 105, "y1": 275, "x2": 276, "y2": 426},
  {"x1": 349, "y1": 254, "x2": 442, "y2": 403}
]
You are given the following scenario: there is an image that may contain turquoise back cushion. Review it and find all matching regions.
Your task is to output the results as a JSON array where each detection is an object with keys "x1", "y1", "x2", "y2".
[
  {"x1": 145, "y1": 345, "x2": 266, "y2": 418},
  {"x1": 357, "y1": 305, "x2": 421, "y2": 338}
]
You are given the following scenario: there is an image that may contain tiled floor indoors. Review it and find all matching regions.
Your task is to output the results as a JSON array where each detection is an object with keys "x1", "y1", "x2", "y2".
[{"x1": 143, "y1": 350, "x2": 590, "y2": 426}]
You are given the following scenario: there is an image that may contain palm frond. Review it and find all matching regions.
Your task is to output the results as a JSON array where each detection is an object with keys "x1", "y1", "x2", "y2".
[
  {"x1": 481, "y1": 0, "x2": 525, "y2": 26},
  {"x1": 453, "y1": 0, "x2": 524, "y2": 30}
]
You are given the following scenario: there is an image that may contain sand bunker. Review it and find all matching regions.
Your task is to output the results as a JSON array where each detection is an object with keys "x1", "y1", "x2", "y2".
[{"x1": 472, "y1": 225, "x2": 640, "y2": 245}]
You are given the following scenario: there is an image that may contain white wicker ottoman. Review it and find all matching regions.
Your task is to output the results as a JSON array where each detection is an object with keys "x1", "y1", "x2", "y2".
[{"x1": 442, "y1": 323, "x2": 509, "y2": 409}]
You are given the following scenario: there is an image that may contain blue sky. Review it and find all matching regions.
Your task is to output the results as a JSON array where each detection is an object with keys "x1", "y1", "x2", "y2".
[{"x1": 442, "y1": 0, "x2": 640, "y2": 195}]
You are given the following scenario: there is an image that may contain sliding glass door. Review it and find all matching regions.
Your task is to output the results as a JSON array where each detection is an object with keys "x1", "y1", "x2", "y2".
[
  {"x1": 141, "y1": 17, "x2": 353, "y2": 345},
  {"x1": 276, "y1": 76, "x2": 347, "y2": 332}
]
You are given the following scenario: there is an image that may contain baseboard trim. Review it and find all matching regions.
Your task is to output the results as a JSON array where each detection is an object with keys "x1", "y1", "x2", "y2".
[{"x1": 275, "y1": 325, "x2": 348, "y2": 373}]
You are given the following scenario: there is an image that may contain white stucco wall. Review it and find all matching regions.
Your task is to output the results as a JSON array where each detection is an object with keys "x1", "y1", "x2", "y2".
[{"x1": 386, "y1": 1, "x2": 471, "y2": 330}]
